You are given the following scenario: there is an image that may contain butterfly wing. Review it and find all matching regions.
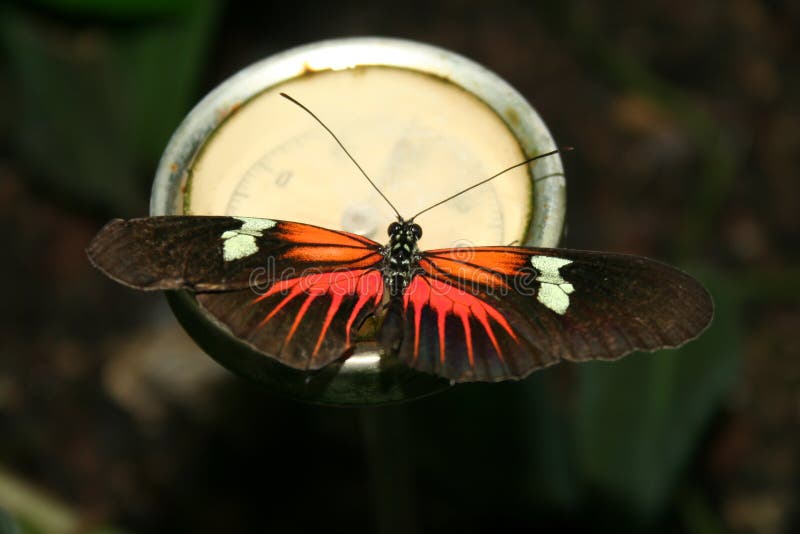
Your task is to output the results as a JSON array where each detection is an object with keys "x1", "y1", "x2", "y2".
[
  {"x1": 381, "y1": 246, "x2": 713, "y2": 382},
  {"x1": 88, "y1": 216, "x2": 386, "y2": 370},
  {"x1": 87, "y1": 216, "x2": 383, "y2": 291}
]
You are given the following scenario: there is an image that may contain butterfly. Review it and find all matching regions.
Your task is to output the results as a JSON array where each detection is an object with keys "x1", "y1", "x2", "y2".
[{"x1": 87, "y1": 93, "x2": 713, "y2": 383}]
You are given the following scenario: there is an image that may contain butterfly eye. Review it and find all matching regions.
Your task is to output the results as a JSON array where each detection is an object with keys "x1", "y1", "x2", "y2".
[
  {"x1": 388, "y1": 222, "x2": 400, "y2": 236},
  {"x1": 411, "y1": 224, "x2": 422, "y2": 239}
]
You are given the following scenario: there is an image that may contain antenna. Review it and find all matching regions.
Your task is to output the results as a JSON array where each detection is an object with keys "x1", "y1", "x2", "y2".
[
  {"x1": 409, "y1": 147, "x2": 572, "y2": 221},
  {"x1": 280, "y1": 92, "x2": 402, "y2": 219}
]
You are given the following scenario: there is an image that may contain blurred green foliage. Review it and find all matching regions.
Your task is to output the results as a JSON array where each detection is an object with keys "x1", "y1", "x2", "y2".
[
  {"x1": 0, "y1": 0, "x2": 218, "y2": 214},
  {"x1": 0, "y1": 508, "x2": 21, "y2": 534},
  {"x1": 29, "y1": 0, "x2": 203, "y2": 19}
]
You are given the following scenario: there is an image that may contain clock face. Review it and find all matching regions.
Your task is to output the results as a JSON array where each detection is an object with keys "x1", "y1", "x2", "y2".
[{"x1": 184, "y1": 66, "x2": 534, "y2": 251}]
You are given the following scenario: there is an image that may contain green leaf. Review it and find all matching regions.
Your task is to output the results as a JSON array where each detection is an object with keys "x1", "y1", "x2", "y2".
[{"x1": 0, "y1": 0, "x2": 218, "y2": 213}]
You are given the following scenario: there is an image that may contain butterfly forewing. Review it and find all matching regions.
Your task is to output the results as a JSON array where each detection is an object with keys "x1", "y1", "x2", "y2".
[
  {"x1": 88, "y1": 216, "x2": 386, "y2": 370},
  {"x1": 87, "y1": 216, "x2": 382, "y2": 290},
  {"x1": 384, "y1": 246, "x2": 713, "y2": 382}
]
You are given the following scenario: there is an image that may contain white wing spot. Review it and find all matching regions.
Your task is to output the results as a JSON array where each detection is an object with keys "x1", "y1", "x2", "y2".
[
  {"x1": 530, "y1": 255, "x2": 574, "y2": 315},
  {"x1": 221, "y1": 217, "x2": 276, "y2": 262}
]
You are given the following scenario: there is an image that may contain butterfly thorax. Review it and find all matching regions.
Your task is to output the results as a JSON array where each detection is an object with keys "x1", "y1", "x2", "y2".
[{"x1": 381, "y1": 220, "x2": 423, "y2": 297}]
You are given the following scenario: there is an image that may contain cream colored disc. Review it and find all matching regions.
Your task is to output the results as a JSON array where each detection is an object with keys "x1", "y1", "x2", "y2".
[{"x1": 185, "y1": 67, "x2": 533, "y2": 249}]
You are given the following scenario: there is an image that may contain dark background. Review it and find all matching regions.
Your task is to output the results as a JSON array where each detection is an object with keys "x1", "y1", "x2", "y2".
[{"x1": 1, "y1": 1, "x2": 798, "y2": 532}]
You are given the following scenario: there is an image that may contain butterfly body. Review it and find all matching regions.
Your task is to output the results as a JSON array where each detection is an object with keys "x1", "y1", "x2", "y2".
[{"x1": 381, "y1": 220, "x2": 423, "y2": 297}]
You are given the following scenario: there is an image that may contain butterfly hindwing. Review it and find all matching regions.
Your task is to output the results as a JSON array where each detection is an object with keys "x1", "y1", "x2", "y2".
[
  {"x1": 88, "y1": 216, "x2": 386, "y2": 369},
  {"x1": 197, "y1": 268, "x2": 384, "y2": 370},
  {"x1": 383, "y1": 246, "x2": 713, "y2": 382},
  {"x1": 382, "y1": 273, "x2": 558, "y2": 382}
]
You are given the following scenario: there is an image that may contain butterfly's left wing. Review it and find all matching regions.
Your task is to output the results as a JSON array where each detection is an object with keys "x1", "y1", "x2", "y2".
[
  {"x1": 381, "y1": 246, "x2": 713, "y2": 382},
  {"x1": 88, "y1": 216, "x2": 386, "y2": 370}
]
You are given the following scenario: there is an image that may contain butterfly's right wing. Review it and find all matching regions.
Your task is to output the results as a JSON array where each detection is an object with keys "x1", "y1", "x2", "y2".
[{"x1": 381, "y1": 246, "x2": 712, "y2": 382}]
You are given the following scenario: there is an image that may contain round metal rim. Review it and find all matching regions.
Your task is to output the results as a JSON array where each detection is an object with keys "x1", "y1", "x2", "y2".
[{"x1": 150, "y1": 37, "x2": 566, "y2": 405}]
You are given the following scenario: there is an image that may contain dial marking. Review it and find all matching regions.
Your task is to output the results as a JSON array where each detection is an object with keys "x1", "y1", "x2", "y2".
[
  {"x1": 530, "y1": 256, "x2": 574, "y2": 315},
  {"x1": 220, "y1": 217, "x2": 276, "y2": 261}
]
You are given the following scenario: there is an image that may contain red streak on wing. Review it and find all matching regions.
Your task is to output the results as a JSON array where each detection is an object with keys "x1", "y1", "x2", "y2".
[
  {"x1": 255, "y1": 276, "x2": 301, "y2": 301},
  {"x1": 412, "y1": 291, "x2": 424, "y2": 363},
  {"x1": 278, "y1": 222, "x2": 378, "y2": 248},
  {"x1": 423, "y1": 248, "x2": 529, "y2": 277},
  {"x1": 313, "y1": 292, "x2": 345, "y2": 356},
  {"x1": 344, "y1": 270, "x2": 384, "y2": 345},
  {"x1": 283, "y1": 247, "x2": 382, "y2": 266},
  {"x1": 254, "y1": 278, "x2": 304, "y2": 326},
  {"x1": 453, "y1": 302, "x2": 474, "y2": 368},
  {"x1": 404, "y1": 276, "x2": 517, "y2": 366},
  {"x1": 436, "y1": 298, "x2": 450, "y2": 364},
  {"x1": 286, "y1": 292, "x2": 320, "y2": 351},
  {"x1": 469, "y1": 301, "x2": 504, "y2": 362},
  {"x1": 253, "y1": 270, "x2": 384, "y2": 349},
  {"x1": 419, "y1": 256, "x2": 509, "y2": 290}
]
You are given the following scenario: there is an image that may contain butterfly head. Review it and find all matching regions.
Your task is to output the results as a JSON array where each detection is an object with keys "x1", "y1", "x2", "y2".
[{"x1": 388, "y1": 220, "x2": 422, "y2": 242}]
